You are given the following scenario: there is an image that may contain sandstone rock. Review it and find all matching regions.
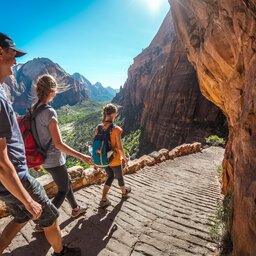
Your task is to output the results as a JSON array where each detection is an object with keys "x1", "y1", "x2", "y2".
[
  {"x1": 124, "y1": 159, "x2": 143, "y2": 174},
  {"x1": 159, "y1": 148, "x2": 170, "y2": 159},
  {"x1": 169, "y1": 143, "x2": 202, "y2": 159},
  {"x1": 68, "y1": 166, "x2": 84, "y2": 179},
  {"x1": 138, "y1": 155, "x2": 156, "y2": 166},
  {"x1": 169, "y1": 0, "x2": 256, "y2": 254},
  {"x1": 83, "y1": 168, "x2": 107, "y2": 186},
  {"x1": 0, "y1": 143, "x2": 206, "y2": 218},
  {"x1": 148, "y1": 151, "x2": 162, "y2": 163},
  {"x1": 113, "y1": 10, "x2": 227, "y2": 155}
]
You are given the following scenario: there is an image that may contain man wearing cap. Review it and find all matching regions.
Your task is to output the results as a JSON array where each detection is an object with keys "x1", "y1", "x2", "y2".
[{"x1": 0, "y1": 33, "x2": 81, "y2": 256}]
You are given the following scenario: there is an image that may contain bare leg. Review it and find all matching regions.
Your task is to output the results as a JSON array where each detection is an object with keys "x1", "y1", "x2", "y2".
[
  {"x1": 43, "y1": 219, "x2": 63, "y2": 254},
  {"x1": 120, "y1": 185, "x2": 126, "y2": 194},
  {"x1": 101, "y1": 185, "x2": 111, "y2": 200},
  {"x1": 0, "y1": 220, "x2": 27, "y2": 255}
]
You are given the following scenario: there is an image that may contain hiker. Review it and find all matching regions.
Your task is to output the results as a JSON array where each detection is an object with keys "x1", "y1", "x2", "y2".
[
  {"x1": 32, "y1": 75, "x2": 92, "y2": 231},
  {"x1": 0, "y1": 33, "x2": 81, "y2": 255},
  {"x1": 96, "y1": 103, "x2": 131, "y2": 208}
]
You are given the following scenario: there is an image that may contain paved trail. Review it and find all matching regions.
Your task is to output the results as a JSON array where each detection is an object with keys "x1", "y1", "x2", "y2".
[{"x1": 1, "y1": 147, "x2": 224, "y2": 256}]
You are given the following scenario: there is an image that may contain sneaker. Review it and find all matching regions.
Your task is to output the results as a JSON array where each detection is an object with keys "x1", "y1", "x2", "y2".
[
  {"x1": 99, "y1": 198, "x2": 111, "y2": 208},
  {"x1": 34, "y1": 224, "x2": 44, "y2": 233},
  {"x1": 122, "y1": 186, "x2": 131, "y2": 199},
  {"x1": 71, "y1": 205, "x2": 88, "y2": 218},
  {"x1": 53, "y1": 245, "x2": 81, "y2": 256}
]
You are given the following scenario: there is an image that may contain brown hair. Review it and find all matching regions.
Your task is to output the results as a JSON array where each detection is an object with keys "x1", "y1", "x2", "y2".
[
  {"x1": 32, "y1": 75, "x2": 57, "y2": 110},
  {"x1": 102, "y1": 103, "x2": 117, "y2": 123}
]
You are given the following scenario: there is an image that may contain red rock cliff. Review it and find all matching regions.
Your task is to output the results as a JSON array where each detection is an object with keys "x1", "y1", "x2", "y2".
[
  {"x1": 169, "y1": 0, "x2": 256, "y2": 254},
  {"x1": 113, "y1": 10, "x2": 226, "y2": 154}
]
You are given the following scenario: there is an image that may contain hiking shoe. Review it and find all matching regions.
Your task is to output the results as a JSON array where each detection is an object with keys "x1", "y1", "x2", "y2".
[
  {"x1": 99, "y1": 199, "x2": 111, "y2": 208},
  {"x1": 53, "y1": 245, "x2": 81, "y2": 256},
  {"x1": 122, "y1": 186, "x2": 131, "y2": 199},
  {"x1": 71, "y1": 205, "x2": 88, "y2": 218},
  {"x1": 34, "y1": 224, "x2": 44, "y2": 233}
]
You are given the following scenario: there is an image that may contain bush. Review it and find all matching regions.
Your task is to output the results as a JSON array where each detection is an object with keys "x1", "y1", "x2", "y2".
[
  {"x1": 29, "y1": 167, "x2": 48, "y2": 178},
  {"x1": 210, "y1": 193, "x2": 233, "y2": 254},
  {"x1": 217, "y1": 164, "x2": 222, "y2": 177},
  {"x1": 206, "y1": 135, "x2": 226, "y2": 147},
  {"x1": 123, "y1": 129, "x2": 141, "y2": 159}
]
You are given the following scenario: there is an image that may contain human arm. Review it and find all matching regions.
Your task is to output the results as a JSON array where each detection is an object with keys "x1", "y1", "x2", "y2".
[
  {"x1": 48, "y1": 119, "x2": 92, "y2": 164},
  {"x1": 115, "y1": 130, "x2": 128, "y2": 166},
  {"x1": 0, "y1": 138, "x2": 42, "y2": 219}
]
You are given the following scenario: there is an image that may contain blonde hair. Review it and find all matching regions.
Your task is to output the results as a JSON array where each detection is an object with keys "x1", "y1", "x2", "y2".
[
  {"x1": 102, "y1": 103, "x2": 117, "y2": 123},
  {"x1": 32, "y1": 75, "x2": 57, "y2": 109}
]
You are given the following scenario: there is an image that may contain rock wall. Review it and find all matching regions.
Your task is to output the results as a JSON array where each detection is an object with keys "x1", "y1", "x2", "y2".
[
  {"x1": 113, "y1": 10, "x2": 227, "y2": 155},
  {"x1": 0, "y1": 143, "x2": 202, "y2": 219},
  {"x1": 169, "y1": 0, "x2": 256, "y2": 254}
]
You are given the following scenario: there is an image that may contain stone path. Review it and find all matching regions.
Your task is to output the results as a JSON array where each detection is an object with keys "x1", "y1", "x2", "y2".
[{"x1": 1, "y1": 147, "x2": 224, "y2": 256}]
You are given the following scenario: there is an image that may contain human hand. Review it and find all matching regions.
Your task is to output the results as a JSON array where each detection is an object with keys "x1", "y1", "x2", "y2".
[
  {"x1": 122, "y1": 157, "x2": 128, "y2": 167},
  {"x1": 24, "y1": 198, "x2": 42, "y2": 220},
  {"x1": 93, "y1": 165, "x2": 99, "y2": 171},
  {"x1": 80, "y1": 154, "x2": 93, "y2": 164}
]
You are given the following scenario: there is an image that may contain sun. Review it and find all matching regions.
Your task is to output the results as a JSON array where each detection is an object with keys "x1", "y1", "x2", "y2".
[{"x1": 145, "y1": 0, "x2": 164, "y2": 14}]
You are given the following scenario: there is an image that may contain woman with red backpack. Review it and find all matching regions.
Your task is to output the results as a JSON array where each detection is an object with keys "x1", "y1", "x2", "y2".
[{"x1": 32, "y1": 75, "x2": 92, "y2": 231}]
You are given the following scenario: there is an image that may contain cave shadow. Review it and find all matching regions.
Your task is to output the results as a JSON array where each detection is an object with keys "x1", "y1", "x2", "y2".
[{"x1": 3, "y1": 199, "x2": 124, "y2": 256}]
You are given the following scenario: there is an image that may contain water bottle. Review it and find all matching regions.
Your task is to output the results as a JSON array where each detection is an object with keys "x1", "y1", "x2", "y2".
[{"x1": 88, "y1": 145, "x2": 93, "y2": 156}]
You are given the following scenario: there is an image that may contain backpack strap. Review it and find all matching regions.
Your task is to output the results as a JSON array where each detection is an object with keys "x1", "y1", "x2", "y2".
[
  {"x1": 97, "y1": 124, "x2": 103, "y2": 134},
  {"x1": 105, "y1": 123, "x2": 114, "y2": 133},
  {"x1": 31, "y1": 104, "x2": 51, "y2": 119},
  {"x1": 96, "y1": 123, "x2": 115, "y2": 135},
  {"x1": 31, "y1": 104, "x2": 52, "y2": 155}
]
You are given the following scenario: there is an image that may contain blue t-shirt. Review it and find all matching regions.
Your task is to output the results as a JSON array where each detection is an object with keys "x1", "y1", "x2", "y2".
[{"x1": 0, "y1": 86, "x2": 28, "y2": 195}]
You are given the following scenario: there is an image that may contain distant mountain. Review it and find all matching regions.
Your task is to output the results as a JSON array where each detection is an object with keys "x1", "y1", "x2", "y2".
[
  {"x1": 72, "y1": 73, "x2": 116, "y2": 101},
  {"x1": 4, "y1": 58, "x2": 116, "y2": 114}
]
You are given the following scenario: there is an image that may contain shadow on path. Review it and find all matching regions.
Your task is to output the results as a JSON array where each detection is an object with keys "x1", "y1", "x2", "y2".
[
  {"x1": 3, "y1": 199, "x2": 124, "y2": 256},
  {"x1": 62, "y1": 199, "x2": 124, "y2": 256}
]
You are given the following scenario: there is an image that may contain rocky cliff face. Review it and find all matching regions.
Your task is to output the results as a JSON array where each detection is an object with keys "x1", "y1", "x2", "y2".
[
  {"x1": 4, "y1": 58, "x2": 88, "y2": 114},
  {"x1": 113, "y1": 9, "x2": 227, "y2": 154},
  {"x1": 169, "y1": 0, "x2": 256, "y2": 254},
  {"x1": 5, "y1": 59, "x2": 116, "y2": 114}
]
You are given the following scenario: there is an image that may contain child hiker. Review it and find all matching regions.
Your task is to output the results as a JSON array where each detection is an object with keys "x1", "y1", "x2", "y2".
[{"x1": 95, "y1": 103, "x2": 131, "y2": 207}]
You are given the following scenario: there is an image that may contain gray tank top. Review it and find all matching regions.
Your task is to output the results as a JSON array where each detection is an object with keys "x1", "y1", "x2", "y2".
[{"x1": 35, "y1": 105, "x2": 66, "y2": 168}]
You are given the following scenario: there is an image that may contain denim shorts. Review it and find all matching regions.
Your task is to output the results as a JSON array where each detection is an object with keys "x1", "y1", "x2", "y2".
[{"x1": 0, "y1": 175, "x2": 59, "y2": 227}]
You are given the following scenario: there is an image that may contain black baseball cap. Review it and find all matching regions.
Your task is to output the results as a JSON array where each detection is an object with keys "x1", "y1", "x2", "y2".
[{"x1": 0, "y1": 33, "x2": 27, "y2": 57}]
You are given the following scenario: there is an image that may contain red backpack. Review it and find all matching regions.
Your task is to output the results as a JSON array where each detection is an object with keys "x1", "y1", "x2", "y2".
[{"x1": 18, "y1": 105, "x2": 52, "y2": 171}]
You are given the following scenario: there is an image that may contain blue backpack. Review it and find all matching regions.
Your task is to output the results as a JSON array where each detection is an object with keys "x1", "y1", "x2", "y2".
[{"x1": 92, "y1": 123, "x2": 115, "y2": 168}]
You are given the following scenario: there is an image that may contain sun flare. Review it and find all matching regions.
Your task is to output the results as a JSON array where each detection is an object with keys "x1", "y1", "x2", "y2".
[{"x1": 145, "y1": 0, "x2": 164, "y2": 14}]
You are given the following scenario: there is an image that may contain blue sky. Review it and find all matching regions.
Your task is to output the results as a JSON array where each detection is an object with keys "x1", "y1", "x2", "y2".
[{"x1": 1, "y1": 0, "x2": 170, "y2": 88}]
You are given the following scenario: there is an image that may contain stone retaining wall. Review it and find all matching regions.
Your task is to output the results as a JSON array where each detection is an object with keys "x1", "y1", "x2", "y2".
[{"x1": 0, "y1": 142, "x2": 201, "y2": 218}]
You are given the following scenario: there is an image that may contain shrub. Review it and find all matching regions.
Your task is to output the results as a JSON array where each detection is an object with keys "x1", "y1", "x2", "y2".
[
  {"x1": 217, "y1": 164, "x2": 222, "y2": 177},
  {"x1": 210, "y1": 193, "x2": 233, "y2": 254},
  {"x1": 123, "y1": 129, "x2": 141, "y2": 159},
  {"x1": 206, "y1": 135, "x2": 226, "y2": 147},
  {"x1": 29, "y1": 167, "x2": 48, "y2": 178}
]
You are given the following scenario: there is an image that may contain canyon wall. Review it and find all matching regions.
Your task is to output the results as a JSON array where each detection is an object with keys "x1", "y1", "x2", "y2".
[
  {"x1": 169, "y1": 0, "x2": 256, "y2": 254},
  {"x1": 113, "y1": 9, "x2": 226, "y2": 155}
]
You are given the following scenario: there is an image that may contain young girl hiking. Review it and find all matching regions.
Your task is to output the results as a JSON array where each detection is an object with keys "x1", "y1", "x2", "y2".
[
  {"x1": 32, "y1": 75, "x2": 92, "y2": 230},
  {"x1": 96, "y1": 103, "x2": 131, "y2": 208}
]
